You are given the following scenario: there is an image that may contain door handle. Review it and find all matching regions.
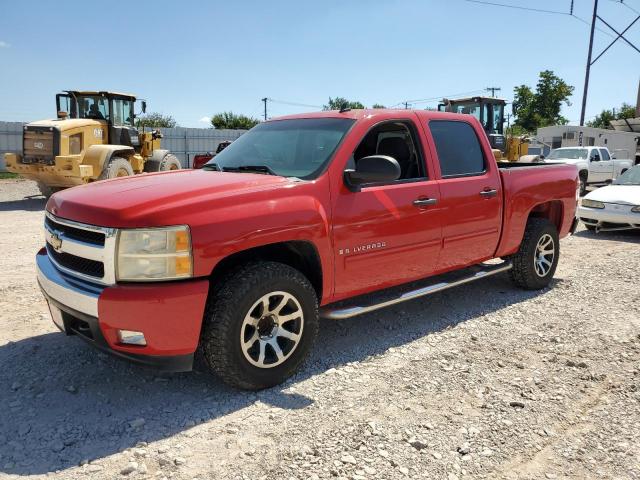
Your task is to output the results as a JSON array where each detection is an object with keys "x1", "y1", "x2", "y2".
[
  {"x1": 413, "y1": 198, "x2": 438, "y2": 207},
  {"x1": 480, "y1": 189, "x2": 498, "y2": 198}
]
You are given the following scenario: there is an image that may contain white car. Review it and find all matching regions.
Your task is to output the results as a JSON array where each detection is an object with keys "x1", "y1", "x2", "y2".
[
  {"x1": 577, "y1": 165, "x2": 640, "y2": 232},
  {"x1": 544, "y1": 146, "x2": 634, "y2": 196}
]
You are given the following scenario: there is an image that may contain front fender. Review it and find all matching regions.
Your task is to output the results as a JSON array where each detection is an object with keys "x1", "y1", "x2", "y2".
[{"x1": 83, "y1": 145, "x2": 134, "y2": 179}]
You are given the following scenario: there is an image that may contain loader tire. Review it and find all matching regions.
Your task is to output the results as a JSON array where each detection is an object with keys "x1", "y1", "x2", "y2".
[
  {"x1": 98, "y1": 157, "x2": 133, "y2": 180},
  {"x1": 37, "y1": 182, "x2": 62, "y2": 199},
  {"x1": 143, "y1": 153, "x2": 181, "y2": 172}
]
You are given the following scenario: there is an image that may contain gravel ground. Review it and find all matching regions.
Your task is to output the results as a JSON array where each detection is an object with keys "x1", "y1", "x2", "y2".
[{"x1": 1, "y1": 178, "x2": 639, "y2": 480}]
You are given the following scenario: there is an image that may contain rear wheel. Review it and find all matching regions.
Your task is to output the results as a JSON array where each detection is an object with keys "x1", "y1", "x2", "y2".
[
  {"x1": 201, "y1": 262, "x2": 319, "y2": 390},
  {"x1": 509, "y1": 218, "x2": 559, "y2": 290},
  {"x1": 98, "y1": 157, "x2": 133, "y2": 180}
]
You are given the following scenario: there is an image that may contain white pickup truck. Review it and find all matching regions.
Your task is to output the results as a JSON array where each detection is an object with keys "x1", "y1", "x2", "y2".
[{"x1": 543, "y1": 146, "x2": 634, "y2": 196}]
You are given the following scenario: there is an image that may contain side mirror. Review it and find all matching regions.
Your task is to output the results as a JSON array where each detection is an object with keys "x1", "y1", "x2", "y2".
[
  {"x1": 611, "y1": 154, "x2": 617, "y2": 159},
  {"x1": 141, "y1": 100, "x2": 147, "y2": 113},
  {"x1": 539, "y1": 154, "x2": 545, "y2": 160},
  {"x1": 344, "y1": 155, "x2": 401, "y2": 191}
]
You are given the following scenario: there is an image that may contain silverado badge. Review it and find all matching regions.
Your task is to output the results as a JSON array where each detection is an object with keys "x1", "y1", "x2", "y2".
[{"x1": 50, "y1": 233, "x2": 63, "y2": 252}]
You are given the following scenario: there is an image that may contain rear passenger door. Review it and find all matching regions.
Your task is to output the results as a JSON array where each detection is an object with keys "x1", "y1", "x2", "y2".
[{"x1": 425, "y1": 120, "x2": 503, "y2": 271}]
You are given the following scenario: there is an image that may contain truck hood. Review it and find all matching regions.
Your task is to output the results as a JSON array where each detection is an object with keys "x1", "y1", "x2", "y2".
[
  {"x1": 47, "y1": 169, "x2": 291, "y2": 227},
  {"x1": 584, "y1": 184, "x2": 640, "y2": 205}
]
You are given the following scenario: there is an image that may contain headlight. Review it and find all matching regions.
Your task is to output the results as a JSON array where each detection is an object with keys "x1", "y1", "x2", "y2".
[
  {"x1": 117, "y1": 226, "x2": 192, "y2": 281},
  {"x1": 632, "y1": 206, "x2": 640, "y2": 213},
  {"x1": 581, "y1": 199, "x2": 605, "y2": 209}
]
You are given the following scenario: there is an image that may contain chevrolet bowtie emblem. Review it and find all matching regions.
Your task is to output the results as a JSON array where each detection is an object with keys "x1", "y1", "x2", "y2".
[{"x1": 50, "y1": 233, "x2": 63, "y2": 252}]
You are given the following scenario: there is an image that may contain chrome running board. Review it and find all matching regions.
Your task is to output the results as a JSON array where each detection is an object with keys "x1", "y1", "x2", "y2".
[{"x1": 320, "y1": 261, "x2": 512, "y2": 320}]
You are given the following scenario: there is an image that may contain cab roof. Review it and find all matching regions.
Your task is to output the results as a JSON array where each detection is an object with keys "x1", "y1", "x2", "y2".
[
  {"x1": 63, "y1": 90, "x2": 137, "y2": 100},
  {"x1": 269, "y1": 108, "x2": 474, "y2": 122}
]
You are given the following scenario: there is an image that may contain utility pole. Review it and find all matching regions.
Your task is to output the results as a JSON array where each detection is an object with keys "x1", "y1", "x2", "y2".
[
  {"x1": 486, "y1": 87, "x2": 501, "y2": 97},
  {"x1": 403, "y1": 101, "x2": 410, "y2": 109},
  {"x1": 505, "y1": 112, "x2": 512, "y2": 129},
  {"x1": 580, "y1": 0, "x2": 599, "y2": 126},
  {"x1": 261, "y1": 97, "x2": 268, "y2": 121}
]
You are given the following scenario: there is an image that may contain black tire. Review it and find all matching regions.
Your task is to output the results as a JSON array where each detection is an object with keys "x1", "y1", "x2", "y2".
[
  {"x1": 98, "y1": 157, "x2": 133, "y2": 180},
  {"x1": 509, "y1": 218, "x2": 559, "y2": 290},
  {"x1": 201, "y1": 262, "x2": 319, "y2": 390},
  {"x1": 143, "y1": 153, "x2": 181, "y2": 172},
  {"x1": 37, "y1": 182, "x2": 62, "y2": 199},
  {"x1": 578, "y1": 171, "x2": 588, "y2": 197}
]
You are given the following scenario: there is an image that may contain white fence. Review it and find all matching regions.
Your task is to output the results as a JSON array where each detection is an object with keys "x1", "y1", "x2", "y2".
[{"x1": 0, "y1": 121, "x2": 246, "y2": 171}]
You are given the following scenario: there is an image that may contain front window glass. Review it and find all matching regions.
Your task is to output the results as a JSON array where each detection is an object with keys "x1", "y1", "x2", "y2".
[
  {"x1": 613, "y1": 165, "x2": 640, "y2": 185},
  {"x1": 451, "y1": 102, "x2": 481, "y2": 122},
  {"x1": 77, "y1": 95, "x2": 109, "y2": 121},
  {"x1": 547, "y1": 148, "x2": 588, "y2": 160},
  {"x1": 600, "y1": 148, "x2": 611, "y2": 160},
  {"x1": 207, "y1": 118, "x2": 354, "y2": 179}
]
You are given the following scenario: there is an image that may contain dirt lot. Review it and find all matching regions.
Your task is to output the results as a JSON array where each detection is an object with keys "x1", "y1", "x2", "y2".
[{"x1": 0, "y1": 178, "x2": 639, "y2": 480}]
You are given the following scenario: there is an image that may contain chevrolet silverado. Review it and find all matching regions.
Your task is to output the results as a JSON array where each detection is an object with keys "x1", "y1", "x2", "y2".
[{"x1": 37, "y1": 109, "x2": 579, "y2": 389}]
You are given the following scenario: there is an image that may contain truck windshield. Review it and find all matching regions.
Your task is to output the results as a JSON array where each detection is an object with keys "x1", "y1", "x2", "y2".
[
  {"x1": 547, "y1": 148, "x2": 588, "y2": 160},
  {"x1": 207, "y1": 118, "x2": 355, "y2": 179}
]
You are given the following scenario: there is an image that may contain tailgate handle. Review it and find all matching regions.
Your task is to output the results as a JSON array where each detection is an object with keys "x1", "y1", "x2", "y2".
[
  {"x1": 413, "y1": 198, "x2": 438, "y2": 207},
  {"x1": 480, "y1": 189, "x2": 498, "y2": 198}
]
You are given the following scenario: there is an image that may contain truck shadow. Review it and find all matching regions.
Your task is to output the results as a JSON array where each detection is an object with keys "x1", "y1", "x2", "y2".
[
  {"x1": 574, "y1": 228, "x2": 640, "y2": 244},
  {"x1": 0, "y1": 273, "x2": 550, "y2": 475},
  {"x1": 0, "y1": 196, "x2": 46, "y2": 212}
]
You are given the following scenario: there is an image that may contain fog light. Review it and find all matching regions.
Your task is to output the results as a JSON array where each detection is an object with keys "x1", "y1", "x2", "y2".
[{"x1": 118, "y1": 330, "x2": 147, "y2": 346}]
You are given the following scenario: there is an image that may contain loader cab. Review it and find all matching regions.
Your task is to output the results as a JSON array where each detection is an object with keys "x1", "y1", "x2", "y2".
[
  {"x1": 438, "y1": 96, "x2": 506, "y2": 152},
  {"x1": 55, "y1": 91, "x2": 142, "y2": 150}
]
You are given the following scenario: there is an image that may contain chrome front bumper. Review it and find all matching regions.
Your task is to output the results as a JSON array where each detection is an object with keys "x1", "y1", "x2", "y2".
[{"x1": 36, "y1": 249, "x2": 104, "y2": 317}]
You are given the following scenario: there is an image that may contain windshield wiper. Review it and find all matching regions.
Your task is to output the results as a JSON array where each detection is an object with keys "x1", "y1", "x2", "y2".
[
  {"x1": 202, "y1": 162, "x2": 221, "y2": 171},
  {"x1": 222, "y1": 165, "x2": 277, "y2": 176}
]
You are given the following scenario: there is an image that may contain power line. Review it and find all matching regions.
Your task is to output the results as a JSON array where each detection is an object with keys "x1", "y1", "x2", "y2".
[
  {"x1": 267, "y1": 98, "x2": 323, "y2": 109},
  {"x1": 459, "y1": 0, "x2": 569, "y2": 15},
  {"x1": 608, "y1": 0, "x2": 640, "y2": 15}
]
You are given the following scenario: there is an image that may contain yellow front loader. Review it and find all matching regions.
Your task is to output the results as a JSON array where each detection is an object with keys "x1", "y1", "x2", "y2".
[{"x1": 5, "y1": 90, "x2": 180, "y2": 197}]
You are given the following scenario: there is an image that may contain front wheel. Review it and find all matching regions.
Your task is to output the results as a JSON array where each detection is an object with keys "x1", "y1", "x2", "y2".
[
  {"x1": 201, "y1": 262, "x2": 319, "y2": 390},
  {"x1": 37, "y1": 182, "x2": 62, "y2": 199},
  {"x1": 509, "y1": 218, "x2": 559, "y2": 290},
  {"x1": 98, "y1": 157, "x2": 133, "y2": 180}
]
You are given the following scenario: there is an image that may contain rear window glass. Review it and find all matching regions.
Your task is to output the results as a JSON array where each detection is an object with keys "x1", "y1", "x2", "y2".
[{"x1": 429, "y1": 121, "x2": 485, "y2": 177}]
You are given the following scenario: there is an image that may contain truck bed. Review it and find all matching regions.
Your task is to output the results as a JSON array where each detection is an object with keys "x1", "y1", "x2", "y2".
[{"x1": 496, "y1": 162, "x2": 578, "y2": 258}]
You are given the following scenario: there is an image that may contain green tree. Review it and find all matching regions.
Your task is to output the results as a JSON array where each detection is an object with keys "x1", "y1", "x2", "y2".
[
  {"x1": 211, "y1": 112, "x2": 260, "y2": 130},
  {"x1": 135, "y1": 112, "x2": 177, "y2": 128},
  {"x1": 588, "y1": 102, "x2": 637, "y2": 128},
  {"x1": 371, "y1": 103, "x2": 386, "y2": 109},
  {"x1": 323, "y1": 97, "x2": 365, "y2": 110},
  {"x1": 512, "y1": 70, "x2": 574, "y2": 132}
]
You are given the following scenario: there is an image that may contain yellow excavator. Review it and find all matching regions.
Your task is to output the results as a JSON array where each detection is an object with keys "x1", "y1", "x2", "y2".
[{"x1": 5, "y1": 90, "x2": 180, "y2": 197}]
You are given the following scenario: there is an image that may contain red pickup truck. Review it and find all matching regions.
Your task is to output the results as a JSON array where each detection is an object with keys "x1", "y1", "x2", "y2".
[{"x1": 38, "y1": 109, "x2": 578, "y2": 389}]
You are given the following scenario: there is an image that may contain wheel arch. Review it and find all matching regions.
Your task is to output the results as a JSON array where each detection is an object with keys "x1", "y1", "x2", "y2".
[
  {"x1": 208, "y1": 241, "x2": 323, "y2": 301},
  {"x1": 527, "y1": 200, "x2": 564, "y2": 233}
]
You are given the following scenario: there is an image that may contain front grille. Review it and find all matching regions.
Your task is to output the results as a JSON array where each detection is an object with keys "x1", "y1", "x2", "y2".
[
  {"x1": 23, "y1": 127, "x2": 58, "y2": 163},
  {"x1": 45, "y1": 216, "x2": 105, "y2": 246},
  {"x1": 47, "y1": 244, "x2": 104, "y2": 278}
]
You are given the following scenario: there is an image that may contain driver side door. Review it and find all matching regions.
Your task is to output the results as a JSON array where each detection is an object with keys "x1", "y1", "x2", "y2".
[{"x1": 331, "y1": 117, "x2": 442, "y2": 300}]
